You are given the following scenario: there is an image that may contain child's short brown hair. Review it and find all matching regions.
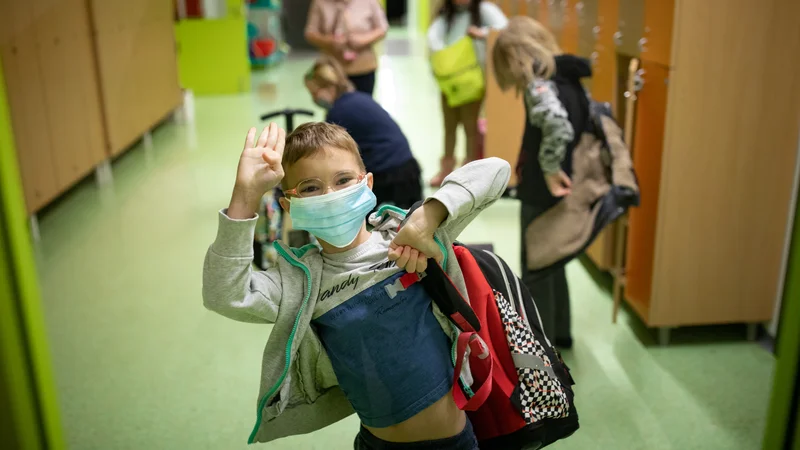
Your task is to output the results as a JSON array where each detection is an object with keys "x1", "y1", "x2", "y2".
[{"x1": 281, "y1": 122, "x2": 365, "y2": 186}]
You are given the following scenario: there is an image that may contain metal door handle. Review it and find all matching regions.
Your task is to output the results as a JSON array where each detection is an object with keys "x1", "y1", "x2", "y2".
[{"x1": 638, "y1": 38, "x2": 648, "y2": 53}]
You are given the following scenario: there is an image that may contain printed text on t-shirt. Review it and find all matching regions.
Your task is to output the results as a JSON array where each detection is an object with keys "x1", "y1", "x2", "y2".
[{"x1": 320, "y1": 274, "x2": 360, "y2": 302}]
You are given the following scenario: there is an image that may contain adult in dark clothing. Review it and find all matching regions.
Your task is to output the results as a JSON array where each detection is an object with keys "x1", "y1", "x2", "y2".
[
  {"x1": 304, "y1": 56, "x2": 422, "y2": 209},
  {"x1": 492, "y1": 17, "x2": 593, "y2": 348}
]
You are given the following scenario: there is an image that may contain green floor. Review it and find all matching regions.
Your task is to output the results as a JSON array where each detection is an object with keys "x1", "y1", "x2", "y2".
[{"x1": 34, "y1": 30, "x2": 773, "y2": 449}]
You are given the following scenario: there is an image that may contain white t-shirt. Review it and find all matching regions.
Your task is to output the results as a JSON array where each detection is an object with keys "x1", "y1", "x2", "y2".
[{"x1": 427, "y1": 2, "x2": 509, "y2": 69}]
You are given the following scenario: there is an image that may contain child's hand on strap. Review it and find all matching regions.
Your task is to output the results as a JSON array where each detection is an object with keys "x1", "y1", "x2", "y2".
[
  {"x1": 389, "y1": 200, "x2": 449, "y2": 273},
  {"x1": 228, "y1": 123, "x2": 286, "y2": 220}
]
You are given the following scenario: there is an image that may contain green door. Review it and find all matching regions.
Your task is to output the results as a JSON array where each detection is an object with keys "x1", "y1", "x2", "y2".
[
  {"x1": 763, "y1": 184, "x2": 800, "y2": 449},
  {"x1": 0, "y1": 53, "x2": 65, "y2": 450}
]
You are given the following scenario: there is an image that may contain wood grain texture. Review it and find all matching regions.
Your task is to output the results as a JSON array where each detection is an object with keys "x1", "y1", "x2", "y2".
[
  {"x1": 650, "y1": 0, "x2": 800, "y2": 326},
  {"x1": 560, "y1": 0, "x2": 580, "y2": 54},
  {"x1": 616, "y1": 0, "x2": 644, "y2": 57},
  {"x1": 624, "y1": 60, "x2": 668, "y2": 321},
  {"x1": 576, "y1": 0, "x2": 598, "y2": 59},
  {"x1": 590, "y1": 0, "x2": 619, "y2": 104},
  {"x1": 484, "y1": 31, "x2": 524, "y2": 186},
  {"x1": 89, "y1": 0, "x2": 181, "y2": 156},
  {"x1": 35, "y1": 0, "x2": 106, "y2": 191},
  {"x1": 586, "y1": 226, "x2": 615, "y2": 270},
  {"x1": 1, "y1": 0, "x2": 107, "y2": 213},
  {"x1": 0, "y1": 38, "x2": 58, "y2": 213},
  {"x1": 640, "y1": 0, "x2": 674, "y2": 66}
]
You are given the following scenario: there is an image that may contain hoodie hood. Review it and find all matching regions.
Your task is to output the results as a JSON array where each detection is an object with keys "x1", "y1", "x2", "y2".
[{"x1": 554, "y1": 54, "x2": 592, "y2": 81}]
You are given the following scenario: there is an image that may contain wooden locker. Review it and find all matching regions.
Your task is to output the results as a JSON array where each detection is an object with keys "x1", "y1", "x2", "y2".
[
  {"x1": 90, "y1": 0, "x2": 181, "y2": 156},
  {"x1": 624, "y1": 60, "x2": 669, "y2": 318},
  {"x1": 647, "y1": 0, "x2": 800, "y2": 326},
  {"x1": 560, "y1": 0, "x2": 580, "y2": 54},
  {"x1": 136, "y1": 20, "x2": 181, "y2": 134},
  {"x1": 591, "y1": 0, "x2": 618, "y2": 103},
  {"x1": 537, "y1": 0, "x2": 549, "y2": 28},
  {"x1": 0, "y1": 0, "x2": 36, "y2": 43},
  {"x1": 576, "y1": 0, "x2": 598, "y2": 58},
  {"x1": 483, "y1": 31, "x2": 524, "y2": 186},
  {"x1": 547, "y1": 0, "x2": 566, "y2": 45},
  {"x1": 616, "y1": 0, "x2": 644, "y2": 57},
  {"x1": 0, "y1": 37, "x2": 59, "y2": 214},
  {"x1": 495, "y1": 0, "x2": 513, "y2": 16},
  {"x1": 526, "y1": 0, "x2": 541, "y2": 20},
  {"x1": 35, "y1": 3, "x2": 106, "y2": 190},
  {"x1": 516, "y1": 0, "x2": 529, "y2": 16},
  {"x1": 594, "y1": 0, "x2": 618, "y2": 54},
  {"x1": 640, "y1": 0, "x2": 674, "y2": 66}
]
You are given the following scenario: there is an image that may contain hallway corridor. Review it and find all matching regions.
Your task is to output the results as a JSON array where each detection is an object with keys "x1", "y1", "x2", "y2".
[{"x1": 34, "y1": 31, "x2": 773, "y2": 450}]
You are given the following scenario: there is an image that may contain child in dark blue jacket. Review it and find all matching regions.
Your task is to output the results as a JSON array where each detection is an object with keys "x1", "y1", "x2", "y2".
[{"x1": 304, "y1": 56, "x2": 423, "y2": 209}]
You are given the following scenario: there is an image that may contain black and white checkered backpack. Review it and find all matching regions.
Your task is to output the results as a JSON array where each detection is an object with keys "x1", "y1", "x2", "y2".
[{"x1": 420, "y1": 244, "x2": 579, "y2": 450}]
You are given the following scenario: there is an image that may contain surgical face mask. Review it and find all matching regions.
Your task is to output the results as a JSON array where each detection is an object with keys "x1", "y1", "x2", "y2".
[{"x1": 289, "y1": 178, "x2": 377, "y2": 248}]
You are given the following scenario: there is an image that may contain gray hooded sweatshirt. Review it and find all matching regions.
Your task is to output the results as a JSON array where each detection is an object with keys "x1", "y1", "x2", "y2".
[{"x1": 202, "y1": 158, "x2": 511, "y2": 444}]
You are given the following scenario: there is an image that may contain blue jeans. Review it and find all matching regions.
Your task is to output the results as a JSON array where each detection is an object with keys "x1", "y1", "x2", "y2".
[{"x1": 354, "y1": 420, "x2": 478, "y2": 450}]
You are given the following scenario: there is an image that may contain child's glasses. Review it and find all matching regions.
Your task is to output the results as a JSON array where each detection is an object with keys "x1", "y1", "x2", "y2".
[{"x1": 284, "y1": 172, "x2": 365, "y2": 198}]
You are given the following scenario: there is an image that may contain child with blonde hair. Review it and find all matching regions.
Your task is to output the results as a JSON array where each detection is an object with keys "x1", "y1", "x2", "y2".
[
  {"x1": 492, "y1": 16, "x2": 594, "y2": 348},
  {"x1": 304, "y1": 56, "x2": 423, "y2": 209}
]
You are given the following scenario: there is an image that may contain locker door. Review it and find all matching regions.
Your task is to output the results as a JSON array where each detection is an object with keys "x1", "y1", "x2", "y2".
[
  {"x1": 36, "y1": 0, "x2": 106, "y2": 189},
  {"x1": 0, "y1": 38, "x2": 58, "y2": 214},
  {"x1": 526, "y1": 0, "x2": 541, "y2": 20},
  {"x1": 591, "y1": 0, "x2": 618, "y2": 103},
  {"x1": 625, "y1": 60, "x2": 669, "y2": 313},
  {"x1": 576, "y1": 0, "x2": 598, "y2": 58},
  {"x1": 640, "y1": 0, "x2": 675, "y2": 66},
  {"x1": 615, "y1": 0, "x2": 644, "y2": 57},
  {"x1": 484, "y1": 32, "x2": 525, "y2": 186},
  {"x1": 547, "y1": 0, "x2": 566, "y2": 44},
  {"x1": 560, "y1": 0, "x2": 580, "y2": 54}
]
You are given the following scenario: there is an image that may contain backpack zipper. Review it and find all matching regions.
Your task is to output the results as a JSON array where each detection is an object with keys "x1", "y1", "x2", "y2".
[{"x1": 247, "y1": 242, "x2": 313, "y2": 444}]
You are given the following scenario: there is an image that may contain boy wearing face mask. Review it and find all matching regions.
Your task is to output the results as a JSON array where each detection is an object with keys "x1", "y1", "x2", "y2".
[
  {"x1": 305, "y1": 56, "x2": 422, "y2": 209},
  {"x1": 203, "y1": 121, "x2": 510, "y2": 450}
]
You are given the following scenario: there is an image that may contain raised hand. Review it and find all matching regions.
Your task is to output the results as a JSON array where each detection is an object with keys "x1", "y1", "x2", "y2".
[{"x1": 227, "y1": 123, "x2": 286, "y2": 219}]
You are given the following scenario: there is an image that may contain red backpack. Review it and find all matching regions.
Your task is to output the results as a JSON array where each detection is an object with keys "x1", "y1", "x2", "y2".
[{"x1": 419, "y1": 244, "x2": 579, "y2": 450}]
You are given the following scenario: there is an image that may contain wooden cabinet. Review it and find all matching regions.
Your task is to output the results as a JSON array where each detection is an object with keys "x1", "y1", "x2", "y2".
[
  {"x1": 0, "y1": 0, "x2": 180, "y2": 214},
  {"x1": 583, "y1": 0, "x2": 619, "y2": 269},
  {"x1": 617, "y1": 0, "x2": 800, "y2": 337},
  {"x1": 90, "y1": 0, "x2": 181, "y2": 156},
  {"x1": 624, "y1": 60, "x2": 668, "y2": 316},
  {"x1": 0, "y1": 0, "x2": 107, "y2": 214},
  {"x1": 560, "y1": 0, "x2": 580, "y2": 55},
  {"x1": 615, "y1": 0, "x2": 644, "y2": 57},
  {"x1": 0, "y1": 38, "x2": 59, "y2": 212},
  {"x1": 639, "y1": 0, "x2": 674, "y2": 66},
  {"x1": 576, "y1": 0, "x2": 599, "y2": 59},
  {"x1": 484, "y1": 31, "x2": 525, "y2": 187}
]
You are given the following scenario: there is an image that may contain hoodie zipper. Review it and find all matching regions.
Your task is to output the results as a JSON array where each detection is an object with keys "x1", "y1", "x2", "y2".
[
  {"x1": 247, "y1": 209, "x2": 450, "y2": 442},
  {"x1": 247, "y1": 242, "x2": 313, "y2": 444}
]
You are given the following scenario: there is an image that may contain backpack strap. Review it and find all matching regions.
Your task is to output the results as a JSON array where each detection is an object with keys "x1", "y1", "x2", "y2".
[
  {"x1": 419, "y1": 250, "x2": 481, "y2": 332},
  {"x1": 452, "y1": 332, "x2": 493, "y2": 410}
]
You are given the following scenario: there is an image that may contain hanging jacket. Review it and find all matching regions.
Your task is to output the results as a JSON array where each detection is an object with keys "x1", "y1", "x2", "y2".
[
  {"x1": 523, "y1": 101, "x2": 640, "y2": 277},
  {"x1": 517, "y1": 55, "x2": 592, "y2": 210},
  {"x1": 202, "y1": 158, "x2": 511, "y2": 444}
]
